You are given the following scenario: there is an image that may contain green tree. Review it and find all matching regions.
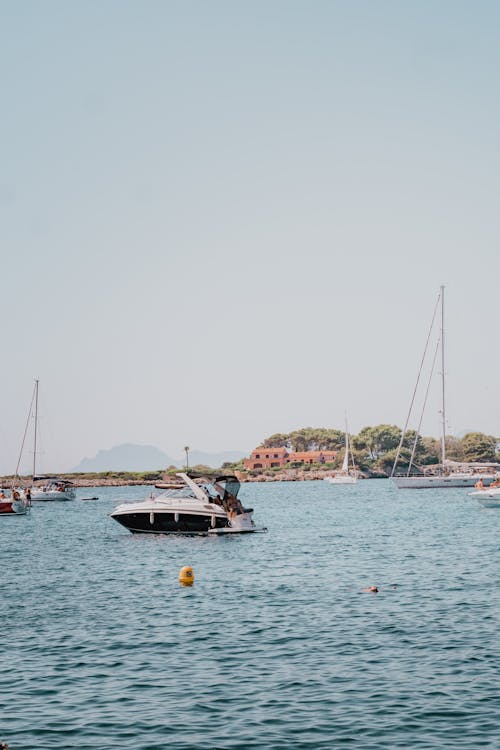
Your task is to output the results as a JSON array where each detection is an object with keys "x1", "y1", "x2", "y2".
[
  {"x1": 461, "y1": 432, "x2": 498, "y2": 463},
  {"x1": 444, "y1": 436, "x2": 464, "y2": 462},
  {"x1": 263, "y1": 433, "x2": 290, "y2": 448},
  {"x1": 354, "y1": 424, "x2": 401, "y2": 459}
]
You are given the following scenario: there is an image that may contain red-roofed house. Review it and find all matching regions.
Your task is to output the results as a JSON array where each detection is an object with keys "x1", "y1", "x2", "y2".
[{"x1": 244, "y1": 447, "x2": 337, "y2": 470}]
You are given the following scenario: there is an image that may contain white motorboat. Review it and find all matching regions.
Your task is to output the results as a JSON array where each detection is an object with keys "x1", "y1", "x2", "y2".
[
  {"x1": 111, "y1": 473, "x2": 266, "y2": 535},
  {"x1": 31, "y1": 477, "x2": 76, "y2": 502},
  {"x1": 468, "y1": 485, "x2": 500, "y2": 508}
]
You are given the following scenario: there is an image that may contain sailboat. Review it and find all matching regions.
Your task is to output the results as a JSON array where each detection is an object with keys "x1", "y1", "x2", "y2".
[
  {"x1": 28, "y1": 380, "x2": 76, "y2": 501},
  {"x1": 324, "y1": 418, "x2": 358, "y2": 484},
  {"x1": 391, "y1": 287, "x2": 497, "y2": 489}
]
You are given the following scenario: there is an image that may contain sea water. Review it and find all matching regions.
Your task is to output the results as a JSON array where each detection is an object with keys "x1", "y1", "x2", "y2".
[{"x1": 1, "y1": 480, "x2": 499, "y2": 749}]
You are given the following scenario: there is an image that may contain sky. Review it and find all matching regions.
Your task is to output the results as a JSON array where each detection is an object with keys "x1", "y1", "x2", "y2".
[{"x1": 2, "y1": 1, "x2": 500, "y2": 473}]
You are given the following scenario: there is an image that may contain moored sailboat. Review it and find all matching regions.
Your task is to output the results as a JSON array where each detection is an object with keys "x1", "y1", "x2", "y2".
[
  {"x1": 391, "y1": 287, "x2": 495, "y2": 489},
  {"x1": 324, "y1": 417, "x2": 358, "y2": 484},
  {"x1": 28, "y1": 380, "x2": 75, "y2": 501}
]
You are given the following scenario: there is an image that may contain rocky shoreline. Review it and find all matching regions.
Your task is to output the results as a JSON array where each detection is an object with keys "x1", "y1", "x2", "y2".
[{"x1": 0, "y1": 468, "x2": 375, "y2": 487}]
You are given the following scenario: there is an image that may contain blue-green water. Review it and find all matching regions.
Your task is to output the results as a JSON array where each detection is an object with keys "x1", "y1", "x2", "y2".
[{"x1": 1, "y1": 480, "x2": 499, "y2": 749}]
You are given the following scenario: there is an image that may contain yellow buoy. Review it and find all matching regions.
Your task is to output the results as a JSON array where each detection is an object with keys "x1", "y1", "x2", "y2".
[{"x1": 179, "y1": 565, "x2": 195, "y2": 586}]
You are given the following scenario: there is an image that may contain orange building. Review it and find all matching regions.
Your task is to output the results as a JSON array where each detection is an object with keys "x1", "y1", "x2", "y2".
[
  {"x1": 244, "y1": 447, "x2": 337, "y2": 470},
  {"x1": 244, "y1": 447, "x2": 289, "y2": 470},
  {"x1": 289, "y1": 450, "x2": 337, "y2": 465}
]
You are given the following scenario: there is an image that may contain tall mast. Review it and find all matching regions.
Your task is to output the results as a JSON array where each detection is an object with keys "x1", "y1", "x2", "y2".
[
  {"x1": 33, "y1": 379, "x2": 39, "y2": 480},
  {"x1": 440, "y1": 286, "x2": 446, "y2": 465}
]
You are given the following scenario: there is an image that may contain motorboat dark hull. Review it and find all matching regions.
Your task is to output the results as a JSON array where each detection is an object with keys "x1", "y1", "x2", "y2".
[{"x1": 112, "y1": 510, "x2": 230, "y2": 535}]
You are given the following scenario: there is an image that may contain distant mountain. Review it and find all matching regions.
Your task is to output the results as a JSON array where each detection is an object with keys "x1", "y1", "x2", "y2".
[
  {"x1": 72, "y1": 444, "x2": 247, "y2": 472},
  {"x1": 73, "y1": 444, "x2": 175, "y2": 472}
]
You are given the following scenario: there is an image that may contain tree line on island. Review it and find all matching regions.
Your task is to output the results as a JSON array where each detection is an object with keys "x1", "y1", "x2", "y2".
[
  {"x1": 3, "y1": 426, "x2": 496, "y2": 485},
  {"x1": 258, "y1": 425, "x2": 499, "y2": 475}
]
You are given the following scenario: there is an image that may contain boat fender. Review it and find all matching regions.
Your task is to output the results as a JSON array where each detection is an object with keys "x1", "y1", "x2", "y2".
[
  {"x1": 149, "y1": 512, "x2": 154, "y2": 525},
  {"x1": 211, "y1": 514, "x2": 216, "y2": 528},
  {"x1": 174, "y1": 512, "x2": 179, "y2": 523},
  {"x1": 179, "y1": 566, "x2": 194, "y2": 586}
]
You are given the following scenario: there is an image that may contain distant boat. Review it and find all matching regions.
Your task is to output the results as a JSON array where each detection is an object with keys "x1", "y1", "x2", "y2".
[
  {"x1": 391, "y1": 287, "x2": 495, "y2": 489},
  {"x1": 31, "y1": 477, "x2": 76, "y2": 501},
  {"x1": 28, "y1": 380, "x2": 76, "y2": 502},
  {"x1": 324, "y1": 416, "x2": 358, "y2": 485},
  {"x1": 0, "y1": 490, "x2": 29, "y2": 516}
]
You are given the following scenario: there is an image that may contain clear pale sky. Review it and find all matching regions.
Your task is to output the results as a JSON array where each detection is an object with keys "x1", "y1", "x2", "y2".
[{"x1": 2, "y1": 1, "x2": 500, "y2": 473}]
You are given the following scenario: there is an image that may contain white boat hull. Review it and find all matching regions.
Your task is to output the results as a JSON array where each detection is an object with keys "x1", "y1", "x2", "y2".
[
  {"x1": 324, "y1": 475, "x2": 357, "y2": 485},
  {"x1": 392, "y1": 474, "x2": 496, "y2": 489},
  {"x1": 31, "y1": 489, "x2": 76, "y2": 501},
  {"x1": 468, "y1": 487, "x2": 500, "y2": 507},
  {"x1": 208, "y1": 510, "x2": 265, "y2": 534}
]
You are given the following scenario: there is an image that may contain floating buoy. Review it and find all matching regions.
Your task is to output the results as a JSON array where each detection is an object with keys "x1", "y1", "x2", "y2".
[{"x1": 179, "y1": 565, "x2": 194, "y2": 586}]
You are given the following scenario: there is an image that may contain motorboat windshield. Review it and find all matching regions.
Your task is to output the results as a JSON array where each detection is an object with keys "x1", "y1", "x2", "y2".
[{"x1": 213, "y1": 475, "x2": 241, "y2": 500}]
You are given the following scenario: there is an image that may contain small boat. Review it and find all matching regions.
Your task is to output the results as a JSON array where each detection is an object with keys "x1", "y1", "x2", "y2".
[
  {"x1": 468, "y1": 485, "x2": 500, "y2": 508},
  {"x1": 23, "y1": 380, "x2": 76, "y2": 502},
  {"x1": 31, "y1": 477, "x2": 76, "y2": 501},
  {"x1": 324, "y1": 415, "x2": 358, "y2": 485},
  {"x1": 0, "y1": 489, "x2": 30, "y2": 516},
  {"x1": 111, "y1": 473, "x2": 266, "y2": 535}
]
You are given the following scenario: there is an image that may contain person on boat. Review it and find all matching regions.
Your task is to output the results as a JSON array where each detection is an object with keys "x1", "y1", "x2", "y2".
[
  {"x1": 12, "y1": 489, "x2": 20, "y2": 501},
  {"x1": 25, "y1": 487, "x2": 31, "y2": 501},
  {"x1": 226, "y1": 494, "x2": 244, "y2": 516},
  {"x1": 0, "y1": 490, "x2": 5, "y2": 499},
  {"x1": 489, "y1": 478, "x2": 500, "y2": 489},
  {"x1": 475, "y1": 478, "x2": 485, "y2": 489}
]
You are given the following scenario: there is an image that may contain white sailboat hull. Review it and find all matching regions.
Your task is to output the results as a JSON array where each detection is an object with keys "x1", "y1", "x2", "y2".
[
  {"x1": 31, "y1": 488, "x2": 76, "y2": 501},
  {"x1": 392, "y1": 474, "x2": 495, "y2": 489},
  {"x1": 324, "y1": 475, "x2": 357, "y2": 485}
]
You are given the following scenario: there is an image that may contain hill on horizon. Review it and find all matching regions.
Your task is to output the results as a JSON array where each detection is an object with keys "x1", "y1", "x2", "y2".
[{"x1": 72, "y1": 444, "x2": 246, "y2": 472}]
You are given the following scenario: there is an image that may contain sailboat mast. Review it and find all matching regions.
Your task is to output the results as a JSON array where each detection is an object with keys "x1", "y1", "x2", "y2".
[
  {"x1": 342, "y1": 414, "x2": 349, "y2": 472},
  {"x1": 33, "y1": 379, "x2": 39, "y2": 481},
  {"x1": 440, "y1": 286, "x2": 446, "y2": 466}
]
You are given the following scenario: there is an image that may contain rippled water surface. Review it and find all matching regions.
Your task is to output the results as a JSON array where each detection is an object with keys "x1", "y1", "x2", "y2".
[{"x1": 1, "y1": 480, "x2": 499, "y2": 749}]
